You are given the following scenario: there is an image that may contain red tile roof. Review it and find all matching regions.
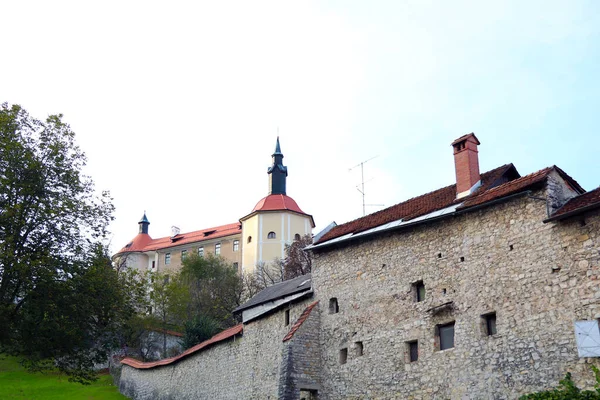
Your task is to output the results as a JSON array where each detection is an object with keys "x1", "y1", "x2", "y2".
[
  {"x1": 316, "y1": 164, "x2": 514, "y2": 244},
  {"x1": 241, "y1": 194, "x2": 315, "y2": 227},
  {"x1": 316, "y1": 164, "x2": 584, "y2": 245},
  {"x1": 547, "y1": 186, "x2": 600, "y2": 221},
  {"x1": 283, "y1": 301, "x2": 319, "y2": 342},
  {"x1": 121, "y1": 324, "x2": 243, "y2": 370},
  {"x1": 117, "y1": 222, "x2": 241, "y2": 255},
  {"x1": 252, "y1": 194, "x2": 306, "y2": 214}
]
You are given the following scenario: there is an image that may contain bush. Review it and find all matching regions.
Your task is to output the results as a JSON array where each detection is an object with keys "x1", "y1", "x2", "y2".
[{"x1": 519, "y1": 366, "x2": 600, "y2": 399}]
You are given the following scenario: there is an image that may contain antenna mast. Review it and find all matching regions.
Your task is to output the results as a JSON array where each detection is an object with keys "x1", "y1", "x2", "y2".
[{"x1": 349, "y1": 156, "x2": 383, "y2": 216}]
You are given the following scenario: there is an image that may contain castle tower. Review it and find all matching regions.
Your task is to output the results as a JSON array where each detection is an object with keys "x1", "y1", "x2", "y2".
[{"x1": 240, "y1": 138, "x2": 315, "y2": 273}]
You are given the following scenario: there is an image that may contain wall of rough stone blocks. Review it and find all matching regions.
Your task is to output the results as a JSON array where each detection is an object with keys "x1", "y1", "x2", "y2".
[
  {"x1": 279, "y1": 305, "x2": 322, "y2": 399},
  {"x1": 119, "y1": 297, "x2": 316, "y2": 400},
  {"x1": 311, "y1": 187, "x2": 600, "y2": 399}
]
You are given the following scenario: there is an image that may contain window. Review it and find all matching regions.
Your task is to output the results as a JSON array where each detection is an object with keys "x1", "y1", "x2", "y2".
[
  {"x1": 285, "y1": 309, "x2": 290, "y2": 326},
  {"x1": 407, "y1": 341, "x2": 418, "y2": 362},
  {"x1": 339, "y1": 348, "x2": 348, "y2": 365},
  {"x1": 294, "y1": 233, "x2": 301, "y2": 241},
  {"x1": 233, "y1": 240, "x2": 239, "y2": 252},
  {"x1": 413, "y1": 281, "x2": 425, "y2": 302},
  {"x1": 198, "y1": 247, "x2": 204, "y2": 257},
  {"x1": 165, "y1": 253, "x2": 171, "y2": 265},
  {"x1": 267, "y1": 231, "x2": 276, "y2": 239},
  {"x1": 438, "y1": 322, "x2": 455, "y2": 350},
  {"x1": 215, "y1": 243, "x2": 221, "y2": 255},
  {"x1": 355, "y1": 341, "x2": 363, "y2": 357},
  {"x1": 247, "y1": 236, "x2": 252, "y2": 243},
  {"x1": 329, "y1": 298, "x2": 339, "y2": 314},
  {"x1": 151, "y1": 261, "x2": 155, "y2": 269},
  {"x1": 233, "y1": 262, "x2": 239, "y2": 272},
  {"x1": 483, "y1": 312, "x2": 497, "y2": 336},
  {"x1": 181, "y1": 249, "x2": 188, "y2": 260}
]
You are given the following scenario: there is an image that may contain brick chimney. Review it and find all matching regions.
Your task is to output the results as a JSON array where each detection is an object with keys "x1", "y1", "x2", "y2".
[{"x1": 452, "y1": 133, "x2": 481, "y2": 199}]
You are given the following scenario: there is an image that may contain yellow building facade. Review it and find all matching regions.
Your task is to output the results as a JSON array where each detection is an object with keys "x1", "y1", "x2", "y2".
[{"x1": 114, "y1": 138, "x2": 314, "y2": 275}]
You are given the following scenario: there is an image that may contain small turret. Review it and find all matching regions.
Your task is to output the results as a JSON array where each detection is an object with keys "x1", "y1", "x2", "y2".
[
  {"x1": 138, "y1": 212, "x2": 150, "y2": 234},
  {"x1": 268, "y1": 137, "x2": 288, "y2": 195}
]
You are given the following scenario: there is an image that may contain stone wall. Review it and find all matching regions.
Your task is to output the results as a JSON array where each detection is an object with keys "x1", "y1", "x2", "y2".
[
  {"x1": 311, "y1": 187, "x2": 600, "y2": 399},
  {"x1": 119, "y1": 297, "x2": 318, "y2": 400}
]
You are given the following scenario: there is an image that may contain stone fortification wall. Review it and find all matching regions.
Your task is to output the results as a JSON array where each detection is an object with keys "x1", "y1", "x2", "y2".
[
  {"x1": 312, "y1": 190, "x2": 600, "y2": 399},
  {"x1": 120, "y1": 297, "x2": 316, "y2": 400}
]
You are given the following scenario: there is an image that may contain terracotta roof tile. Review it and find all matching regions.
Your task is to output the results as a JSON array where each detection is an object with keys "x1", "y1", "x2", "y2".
[
  {"x1": 316, "y1": 164, "x2": 513, "y2": 244},
  {"x1": 121, "y1": 324, "x2": 243, "y2": 370},
  {"x1": 241, "y1": 194, "x2": 315, "y2": 227},
  {"x1": 283, "y1": 301, "x2": 319, "y2": 342},
  {"x1": 316, "y1": 164, "x2": 584, "y2": 246},
  {"x1": 549, "y1": 186, "x2": 600, "y2": 220},
  {"x1": 459, "y1": 167, "x2": 552, "y2": 209},
  {"x1": 117, "y1": 222, "x2": 241, "y2": 255}
]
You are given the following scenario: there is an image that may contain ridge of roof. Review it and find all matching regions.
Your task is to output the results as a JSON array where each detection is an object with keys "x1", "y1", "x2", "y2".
[
  {"x1": 283, "y1": 301, "x2": 319, "y2": 342},
  {"x1": 316, "y1": 164, "x2": 513, "y2": 244},
  {"x1": 121, "y1": 324, "x2": 243, "y2": 370}
]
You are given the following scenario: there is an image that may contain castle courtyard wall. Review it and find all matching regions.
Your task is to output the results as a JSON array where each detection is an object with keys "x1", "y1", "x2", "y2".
[{"x1": 311, "y1": 191, "x2": 600, "y2": 399}]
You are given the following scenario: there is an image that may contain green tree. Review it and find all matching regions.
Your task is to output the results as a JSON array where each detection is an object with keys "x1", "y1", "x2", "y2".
[
  {"x1": 180, "y1": 253, "x2": 244, "y2": 327},
  {"x1": 180, "y1": 314, "x2": 222, "y2": 350},
  {"x1": 149, "y1": 272, "x2": 188, "y2": 357},
  {"x1": 0, "y1": 103, "x2": 121, "y2": 382}
]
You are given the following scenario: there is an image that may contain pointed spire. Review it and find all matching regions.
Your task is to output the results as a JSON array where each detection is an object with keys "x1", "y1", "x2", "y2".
[
  {"x1": 273, "y1": 136, "x2": 282, "y2": 155},
  {"x1": 267, "y1": 137, "x2": 288, "y2": 195},
  {"x1": 138, "y1": 212, "x2": 150, "y2": 234}
]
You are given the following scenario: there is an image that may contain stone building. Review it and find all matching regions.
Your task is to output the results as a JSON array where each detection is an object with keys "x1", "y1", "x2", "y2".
[
  {"x1": 119, "y1": 133, "x2": 600, "y2": 399},
  {"x1": 113, "y1": 138, "x2": 315, "y2": 275}
]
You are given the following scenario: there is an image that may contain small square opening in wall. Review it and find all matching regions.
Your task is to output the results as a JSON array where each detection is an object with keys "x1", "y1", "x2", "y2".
[
  {"x1": 339, "y1": 348, "x2": 348, "y2": 365},
  {"x1": 284, "y1": 309, "x2": 290, "y2": 326},
  {"x1": 482, "y1": 312, "x2": 497, "y2": 336},
  {"x1": 329, "y1": 298, "x2": 339, "y2": 314},
  {"x1": 413, "y1": 281, "x2": 425, "y2": 302},
  {"x1": 460, "y1": 256, "x2": 465, "y2": 262},
  {"x1": 355, "y1": 341, "x2": 363, "y2": 357},
  {"x1": 407, "y1": 340, "x2": 418, "y2": 362}
]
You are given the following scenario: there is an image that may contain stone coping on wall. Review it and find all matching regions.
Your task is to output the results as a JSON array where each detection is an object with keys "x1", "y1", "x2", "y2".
[{"x1": 121, "y1": 324, "x2": 243, "y2": 370}]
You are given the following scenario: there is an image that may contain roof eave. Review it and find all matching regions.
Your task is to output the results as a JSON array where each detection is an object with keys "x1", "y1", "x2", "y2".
[
  {"x1": 310, "y1": 190, "x2": 533, "y2": 252},
  {"x1": 543, "y1": 202, "x2": 600, "y2": 223}
]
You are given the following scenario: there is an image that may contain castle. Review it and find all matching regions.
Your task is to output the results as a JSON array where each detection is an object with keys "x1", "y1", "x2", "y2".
[
  {"x1": 114, "y1": 138, "x2": 315, "y2": 275},
  {"x1": 118, "y1": 134, "x2": 600, "y2": 399}
]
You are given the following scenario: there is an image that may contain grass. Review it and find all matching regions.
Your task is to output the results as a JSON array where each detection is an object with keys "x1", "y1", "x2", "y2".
[{"x1": 0, "y1": 356, "x2": 128, "y2": 399}]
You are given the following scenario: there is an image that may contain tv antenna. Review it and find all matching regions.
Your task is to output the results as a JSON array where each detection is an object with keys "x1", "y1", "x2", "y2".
[{"x1": 349, "y1": 155, "x2": 384, "y2": 216}]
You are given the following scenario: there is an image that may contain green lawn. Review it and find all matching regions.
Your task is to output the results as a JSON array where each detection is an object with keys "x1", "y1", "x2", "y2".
[{"x1": 0, "y1": 356, "x2": 127, "y2": 399}]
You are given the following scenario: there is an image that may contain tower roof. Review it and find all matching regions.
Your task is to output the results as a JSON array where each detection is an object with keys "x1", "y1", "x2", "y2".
[
  {"x1": 240, "y1": 194, "x2": 315, "y2": 227},
  {"x1": 273, "y1": 136, "x2": 282, "y2": 156},
  {"x1": 139, "y1": 212, "x2": 150, "y2": 224}
]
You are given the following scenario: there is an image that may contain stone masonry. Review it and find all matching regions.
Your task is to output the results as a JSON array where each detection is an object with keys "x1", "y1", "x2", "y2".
[
  {"x1": 119, "y1": 171, "x2": 600, "y2": 399},
  {"x1": 311, "y1": 185, "x2": 600, "y2": 399},
  {"x1": 119, "y1": 297, "x2": 320, "y2": 400}
]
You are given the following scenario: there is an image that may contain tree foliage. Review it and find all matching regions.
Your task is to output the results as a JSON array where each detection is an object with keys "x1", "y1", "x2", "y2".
[
  {"x1": 0, "y1": 103, "x2": 136, "y2": 383},
  {"x1": 180, "y1": 253, "x2": 243, "y2": 328},
  {"x1": 148, "y1": 271, "x2": 188, "y2": 356},
  {"x1": 180, "y1": 314, "x2": 222, "y2": 350},
  {"x1": 519, "y1": 366, "x2": 600, "y2": 399},
  {"x1": 283, "y1": 234, "x2": 313, "y2": 280}
]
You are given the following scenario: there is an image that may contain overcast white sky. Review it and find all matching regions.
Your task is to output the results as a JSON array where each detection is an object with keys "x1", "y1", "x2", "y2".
[{"x1": 2, "y1": 0, "x2": 599, "y2": 253}]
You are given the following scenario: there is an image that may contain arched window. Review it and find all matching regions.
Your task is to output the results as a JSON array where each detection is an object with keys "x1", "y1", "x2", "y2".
[
  {"x1": 247, "y1": 236, "x2": 252, "y2": 244},
  {"x1": 267, "y1": 231, "x2": 276, "y2": 239},
  {"x1": 294, "y1": 233, "x2": 301, "y2": 241}
]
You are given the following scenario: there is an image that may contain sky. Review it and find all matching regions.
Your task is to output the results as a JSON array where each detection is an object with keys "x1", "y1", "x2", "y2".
[{"x1": 2, "y1": 0, "x2": 599, "y2": 253}]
